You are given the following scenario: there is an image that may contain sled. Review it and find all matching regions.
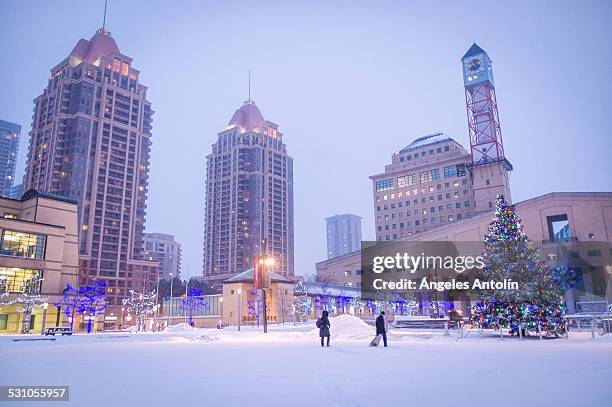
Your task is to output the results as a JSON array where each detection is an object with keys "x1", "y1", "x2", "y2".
[{"x1": 369, "y1": 335, "x2": 382, "y2": 347}]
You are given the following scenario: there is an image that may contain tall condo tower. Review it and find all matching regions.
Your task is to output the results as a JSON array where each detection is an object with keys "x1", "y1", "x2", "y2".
[
  {"x1": 23, "y1": 25, "x2": 157, "y2": 308},
  {"x1": 461, "y1": 43, "x2": 512, "y2": 213},
  {"x1": 203, "y1": 99, "x2": 294, "y2": 288},
  {"x1": 326, "y1": 214, "x2": 362, "y2": 259},
  {"x1": 0, "y1": 120, "x2": 20, "y2": 198}
]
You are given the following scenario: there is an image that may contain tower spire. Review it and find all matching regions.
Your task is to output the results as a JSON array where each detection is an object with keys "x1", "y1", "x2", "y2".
[
  {"x1": 248, "y1": 69, "x2": 252, "y2": 102},
  {"x1": 103, "y1": 0, "x2": 108, "y2": 30},
  {"x1": 98, "y1": 0, "x2": 111, "y2": 36}
]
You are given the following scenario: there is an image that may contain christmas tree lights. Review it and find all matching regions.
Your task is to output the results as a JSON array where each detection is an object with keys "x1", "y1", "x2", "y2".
[{"x1": 472, "y1": 195, "x2": 568, "y2": 337}]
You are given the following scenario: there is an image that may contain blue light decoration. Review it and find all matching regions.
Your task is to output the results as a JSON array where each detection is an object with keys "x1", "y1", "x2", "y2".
[
  {"x1": 180, "y1": 288, "x2": 209, "y2": 325},
  {"x1": 247, "y1": 290, "x2": 258, "y2": 319},
  {"x1": 56, "y1": 280, "x2": 108, "y2": 333},
  {"x1": 334, "y1": 288, "x2": 352, "y2": 314}
]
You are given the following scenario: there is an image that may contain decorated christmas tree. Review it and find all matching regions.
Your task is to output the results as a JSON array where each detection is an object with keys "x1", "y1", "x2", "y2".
[{"x1": 472, "y1": 195, "x2": 567, "y2": 336}]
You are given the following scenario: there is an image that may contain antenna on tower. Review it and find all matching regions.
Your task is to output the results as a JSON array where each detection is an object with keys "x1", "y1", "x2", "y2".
[
  {"x1": 102, "y1": 0, "x2": 108, "y2": 31},
  {"x1": 248, "y1": 69, "x2": 252, "y2": 102}
]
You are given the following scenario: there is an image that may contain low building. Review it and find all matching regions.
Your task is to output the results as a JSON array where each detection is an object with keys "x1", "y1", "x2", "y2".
[
  {"x1": 0, "y1": 189, "x2": 79, "y2": 334},
  {"x1": 222, "y1": 268, "x2": 296, "y2": 326},
  {"x1": 157, "y1": 294, "x2": 222, "y2": 329},
  {"x1": 316, "y1": 192, "x2": 612, "y2": 313}
]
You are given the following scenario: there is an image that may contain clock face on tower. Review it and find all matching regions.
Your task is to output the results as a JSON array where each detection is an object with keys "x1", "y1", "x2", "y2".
[
  {"x1": 467, "y1": 58, "x2": 480, "y2": 71},
  {"x1": 464, "y1": 54, "x2": 484, "y2": 75}
]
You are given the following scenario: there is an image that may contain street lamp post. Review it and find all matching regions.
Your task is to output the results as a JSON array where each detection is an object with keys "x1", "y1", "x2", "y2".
[
  {"x1": 219, "y1": 297, "x2": 223, "y2": 327},
  {"x1": 169, "y1": 273, "x2": 174, "y2": 321},
  {"x1": 40, "y1": 302, "x2": 49, "y2": 335},
  {"x1": 237, "y1": 288, "x2": 242, "y2": 331},
  {"x1": 154, "y1": 269, "x2": 161, "y2": 332},
  {"x1": 120, "y1": 307, "x2": 125, "y2": 328},
  {"x1": 262, "y1": 256, "x2": 274, "y2": 334},
  {"x1": 184, "y1": 278, "x2": 189, "y2": 324}
]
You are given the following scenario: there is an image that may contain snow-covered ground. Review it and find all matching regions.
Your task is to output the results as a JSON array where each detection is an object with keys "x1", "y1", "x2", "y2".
[{"x1": 1, "y1": 315, "x2": 610, "y2": 407}]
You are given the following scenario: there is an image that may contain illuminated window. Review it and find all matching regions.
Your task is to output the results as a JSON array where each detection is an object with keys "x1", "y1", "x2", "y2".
[
  {"x1": 0, "y1": 268, "x2": 42, "y2": 293},
  {"x1": 0, "y1": 230, "x2": 46, "y2": 259},
  {"x1": 419, "y1": 169, "x2": 440, "y2": 183},
  {"x1": 397, "y1": 174, "x2": 416, "y2": 188}
]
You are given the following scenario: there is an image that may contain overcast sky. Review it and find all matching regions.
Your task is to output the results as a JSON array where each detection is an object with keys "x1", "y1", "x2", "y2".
[{"x1": 1, "y1": 0, "x2": 611, "y2": 279}]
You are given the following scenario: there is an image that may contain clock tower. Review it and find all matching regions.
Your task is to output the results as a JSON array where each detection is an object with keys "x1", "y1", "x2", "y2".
[{"x1": 461, "y1": 43, "x2": 512, "y2": 214}]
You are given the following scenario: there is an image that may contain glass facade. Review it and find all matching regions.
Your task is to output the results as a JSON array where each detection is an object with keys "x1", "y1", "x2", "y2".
[
  {"x1": 0, "y1": 230, "x2": 46, "y2": 259},
  {"x1": 162, "y1": 295, "x2": 222, "y2": 317},
  {"x1": 397, "y1": 174, "x2": 416, "y2": 188},
  {"x1": 0, "y1": 268, "x2": 42, "y2": 293},
  {"x1": 419, "y1": 169, "x2": 440, "y2": 183},
  {"x1": 375, "y1": 179, "x2": 394, "y2": 191}
]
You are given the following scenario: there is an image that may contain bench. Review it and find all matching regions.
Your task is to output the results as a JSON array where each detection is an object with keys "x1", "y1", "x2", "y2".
[{"x1": 44, "y1": 327, "x2": 73, "y2": 336}]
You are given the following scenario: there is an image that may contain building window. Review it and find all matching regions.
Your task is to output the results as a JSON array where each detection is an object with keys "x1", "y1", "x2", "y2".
[
  {"x1": 397, "y1": 174, "x2": 416, "y2": 188},
  {"x1": 344, "y1": 270, "x2": 352, "y2": 276},
  {"x1": 444, "y1": 165, "x2": 457, "y2": 178},
  {"x1": 0, "y1": 230, "x2": 46, "y2": 259},
  {"x1": 0, "y1": 268, "x2": 42, "y2": 293},
  {"x1": 546, "y1": 215, "x2": 570, "y2": 241},
  {"x1": 419, "y1": 169, "x2": 440, "y2": 183},
  {"x1": 375, "y1": 179, "x2": 394, "y2": 192},
  {"x1": 586, "y1": 249, "x2": 602, "y2": 258}
]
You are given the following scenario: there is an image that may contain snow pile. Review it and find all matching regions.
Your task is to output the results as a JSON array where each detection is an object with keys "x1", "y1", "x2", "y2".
[
  {"x1": 163, "y1": 323, "x2": 195, "y2": 333},
  {"x1": 308, "y1": 314, "x2": 374, "y2": 340},
  {"x1": 165, "y1": 334, "x2": 217, "y2": 343}
]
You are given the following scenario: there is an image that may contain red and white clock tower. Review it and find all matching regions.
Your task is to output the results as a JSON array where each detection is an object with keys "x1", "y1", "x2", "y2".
[{"x1": 461, "y1": 43, "x2": 513, "y2": 214}]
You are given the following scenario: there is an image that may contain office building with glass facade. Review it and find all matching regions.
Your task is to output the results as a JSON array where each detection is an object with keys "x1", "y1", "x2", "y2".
[{"x1": 0, "y1": 189, "x2": 79, "y2": 334}]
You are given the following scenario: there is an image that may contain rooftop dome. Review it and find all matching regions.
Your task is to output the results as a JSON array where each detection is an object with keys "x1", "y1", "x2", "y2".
[
  {"x1": 228, "y1": 100, "x2": 266, "y2": 131},
  {"x1": 69, "y1": 29, "x2": 120, "y2": 64},
  {"x1": 400, "y1": 132, "x2": 451, "y2": 153}
]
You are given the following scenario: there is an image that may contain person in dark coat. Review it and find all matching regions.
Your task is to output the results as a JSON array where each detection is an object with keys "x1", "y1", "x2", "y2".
[
  {"x1": 376, "y1": 311, "x2": 388, "y2": 347},
  {"x1": 318, "y1": 310, "x2": 331, "y2": 347}
]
